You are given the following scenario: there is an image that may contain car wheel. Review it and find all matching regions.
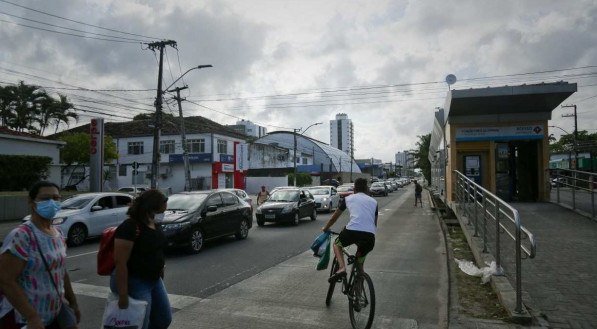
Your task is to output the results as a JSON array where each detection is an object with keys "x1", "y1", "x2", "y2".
[
  {"x1": 310, "y1": 208, "x2": 317, "y2": 221},
  {"x1": 257, "y1": 218, "x2": 265, "y2": 226},
  {"x1": 67, "y1": 223, "x2": 87, "y2": 247},
  {"x1": 235, "y1": 219, "x2": 250, "y2": 240},
  {"x1": 292, "y1": 212, "x2": 300, "y2": 226},
  {"x1": 187, "y1": 229, "x2": 204, "y2": 254}
]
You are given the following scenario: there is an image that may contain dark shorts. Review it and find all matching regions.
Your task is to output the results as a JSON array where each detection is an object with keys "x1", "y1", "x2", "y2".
[
  {"x1": 415, "y1": 192, "x2": 422, "y2": 198},
  {"x1": 335, "y1": 228, "x2": 375, "y2": 259}
]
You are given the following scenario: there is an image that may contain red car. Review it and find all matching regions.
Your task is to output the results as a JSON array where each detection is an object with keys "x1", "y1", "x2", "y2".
[{"x1": 336, "y1": 185, "x2": 354, "y2": 198}]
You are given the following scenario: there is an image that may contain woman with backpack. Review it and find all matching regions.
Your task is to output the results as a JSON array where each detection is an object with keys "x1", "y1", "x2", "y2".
[
  {"x1": 0, "y1": 181, "x2": 80, "y2": 329},
  {"x1": 111, "y1": 189, "x2": 171, "y2": 329}
]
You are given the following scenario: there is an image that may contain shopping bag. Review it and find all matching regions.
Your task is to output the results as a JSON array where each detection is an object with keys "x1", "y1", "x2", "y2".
[
  {"x1": 102, "y1": 293, "x2": 148, "y2": 329},
  {"x1": 310, "y1": 231, "x2": 330, "y2": 257},
  {"x1": 316, "y1": 236, "x2": 331, "y2": 271}
]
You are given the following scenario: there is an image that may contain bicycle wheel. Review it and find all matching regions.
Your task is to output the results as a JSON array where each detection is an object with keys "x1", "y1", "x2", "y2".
[
  {"x1": 326, "y1": 258, "x2": 339, "y2": 306},
  {"x1": 348, "y1": 272, "x2": 375, "y2": 329}
]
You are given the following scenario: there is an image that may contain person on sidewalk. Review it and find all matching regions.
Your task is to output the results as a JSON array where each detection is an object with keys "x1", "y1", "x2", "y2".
[
  {"x1": 321, "y1": 178, "x2": 378, "y2": 281},
  {"x1": 414, "y1": 180, "x2": 423, "y2": 207},
  {"x1": 111, "y1": 189, "x2": 172, "y2": 329},
  {"x1": 256, "y1": 185, "x2": 270, "y2": 206},
  {"x1": 0, "y1": 181, "x2": 80, "y2": 329}
]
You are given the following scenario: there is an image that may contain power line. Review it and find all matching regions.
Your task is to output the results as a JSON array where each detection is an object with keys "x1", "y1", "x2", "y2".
[
  {"x1": 0, "y1": 18, "x2": 143, "y2": 44},
  {"x1": 0, "y1": 10, "x2": 148, "y2": 42},
  {"x1": 0, "y1": 0, "x2": 161, "y2": 40}
]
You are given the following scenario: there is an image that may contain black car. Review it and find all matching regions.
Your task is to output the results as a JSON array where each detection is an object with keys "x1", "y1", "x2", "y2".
[
  {"x1": 255, "y1": 188, "x2": 317, "y2": 226},
  {"x1": 160, "y1": 191, "x2": 252, "y2": 253}
]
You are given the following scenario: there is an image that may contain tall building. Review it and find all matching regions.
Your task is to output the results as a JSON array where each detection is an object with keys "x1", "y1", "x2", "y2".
[
  {"x1": 330, "y1": 113, "x2": 354, "y2": 156},
  {"x1": 228, "y1": 120, "x2": 267, "y2": 138}
]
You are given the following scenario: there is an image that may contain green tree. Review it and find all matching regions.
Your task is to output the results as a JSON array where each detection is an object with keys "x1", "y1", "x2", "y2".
[
  {"x1": 38, "y1": 94, "x2": 78, "y2": 134},
  {"x1": 60, "y1": 132, "x2": 118, "y2": 165},
  {"x1": 549, "y1": 130, "x2": 597, "y2": 153},
  {"x1": 412, "y1": 133, "x2": 431, "y2": 185}
]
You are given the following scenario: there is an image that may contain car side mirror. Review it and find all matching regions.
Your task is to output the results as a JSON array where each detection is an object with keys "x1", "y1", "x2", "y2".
[
  {"x1": 91, "y1": 205, "x2": 103, "y2": 212},
  {"x1": 206, "y1": 205, "x2": 218, "y2": 212}
]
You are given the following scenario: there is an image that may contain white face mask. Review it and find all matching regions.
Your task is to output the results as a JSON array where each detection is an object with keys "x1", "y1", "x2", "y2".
[{"x1": 154, "y1": 213, "x2": 165, "y2": 222}]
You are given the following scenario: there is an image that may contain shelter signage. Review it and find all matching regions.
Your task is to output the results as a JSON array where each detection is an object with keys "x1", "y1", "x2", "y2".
[{"x1": 455, "y1": 125, "x2": 544, "y2": 142}]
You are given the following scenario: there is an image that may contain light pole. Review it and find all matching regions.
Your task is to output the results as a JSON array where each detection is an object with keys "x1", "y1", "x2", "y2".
[
  {"x1": 166, "y1": 65, "x2": 213, "y2": 191},
  {"x1": 293, "y1": 122, "x2": 322, "y2": 186},
  {"x1": 151, "y1": 64, "x2": 213, "y2": 189}
]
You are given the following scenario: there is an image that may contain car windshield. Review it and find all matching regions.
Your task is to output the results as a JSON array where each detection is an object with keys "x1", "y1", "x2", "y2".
[
  {"x1": 167, "y1": 194, "x2": 208, "y2": 211},
  {"x1": 268, "y1": 190, "x2": 299, "y2": 202},
  {"x1": 337, "y1": 186, "x2": 352, "y2": 192},
  {"x1": 118, "y1": 187, "x2": 134, "y2": 192},
  {"x1": 61, "y1": 195, "x2": 96, "y2": 209},
  {"x1": 308, "y1": 188, "x2": 329, "y2": 195},
  {"x1": 372, "y1": 183, "x2": 384, "y2": 187}
]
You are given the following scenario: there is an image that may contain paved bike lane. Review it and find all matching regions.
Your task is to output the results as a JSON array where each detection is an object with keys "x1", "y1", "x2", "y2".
[{"x1": 170, "y1": 190, "x2": 449, "y2": 329}]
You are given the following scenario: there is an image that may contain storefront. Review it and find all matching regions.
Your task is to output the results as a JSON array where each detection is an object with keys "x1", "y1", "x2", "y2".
[
  {"x1": 211, "y1": 142, "x2": 249, "y2": 190},
  {"x1": 432, "y1": 82, "x2": 577, "y2": 203}
]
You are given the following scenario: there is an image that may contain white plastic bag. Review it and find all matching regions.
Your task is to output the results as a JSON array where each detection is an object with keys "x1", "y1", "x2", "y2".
[
  {"x1": 102, "y1": 293, "x2": 148, "y2": 329},
  {"x1": 454, "y1": 258, "x2": 502, "y2": 284}
]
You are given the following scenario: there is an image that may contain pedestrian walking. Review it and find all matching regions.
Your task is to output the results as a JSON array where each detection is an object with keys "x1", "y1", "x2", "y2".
[
  {"x1": 414, "y1": 180, "x2": 423, "y2": 207},
  {"x1": 111, "y1": 189, "x2": 172, "y2": 329},
  {"x1": 256, "y1": 185, "x2": 270, "y2": 206},
  {"x1": 0, "y1": 181, "x2": 80, "y2": 329}
]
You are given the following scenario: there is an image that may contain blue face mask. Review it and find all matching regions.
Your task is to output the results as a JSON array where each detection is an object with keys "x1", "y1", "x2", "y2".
[{"x1": 35, "y1": 199, "x2": 61, "y2": 220}]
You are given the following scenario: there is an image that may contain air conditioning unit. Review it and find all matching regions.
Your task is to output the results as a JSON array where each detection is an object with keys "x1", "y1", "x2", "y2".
[{"x1": 159, "y1": 166, "x2": 172, "y2": 177}]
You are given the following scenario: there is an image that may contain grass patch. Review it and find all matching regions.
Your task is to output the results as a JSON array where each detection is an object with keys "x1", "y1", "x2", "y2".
[{"x1": 446, "y1": 224, "x2": 509, "y2": 320}]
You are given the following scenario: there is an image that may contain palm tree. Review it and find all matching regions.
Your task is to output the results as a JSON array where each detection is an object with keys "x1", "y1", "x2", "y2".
[
  {"x1": 50, "y1": 94, "x2": 78, "y2": 134},
  {"x1": 4, "y1": 81, "x2": 44, "y2": 133}
]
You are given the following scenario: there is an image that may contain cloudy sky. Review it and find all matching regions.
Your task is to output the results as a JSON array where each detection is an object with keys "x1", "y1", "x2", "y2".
[{"x1": 1, "y1": 0, "x2": 596, "y2": 162}]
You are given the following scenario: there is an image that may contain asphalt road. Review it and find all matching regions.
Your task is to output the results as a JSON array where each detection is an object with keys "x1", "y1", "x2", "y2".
[{"x1": 0, "y1": 188, "x2": 408, "y2": 328}]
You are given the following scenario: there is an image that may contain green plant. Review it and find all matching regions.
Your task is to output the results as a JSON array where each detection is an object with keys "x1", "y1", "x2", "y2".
[
  {"x1": 287, "y1": 173, "x2": 313, "y2": 187},
  {"x1": 0, "y1": 155, "x2": 52, "y2": 191}
]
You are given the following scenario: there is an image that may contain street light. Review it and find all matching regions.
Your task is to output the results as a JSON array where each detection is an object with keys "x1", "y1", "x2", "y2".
[
  {"x1": 549, "y1": 125, "x2": 574, "y2": 170},
  {"x1": 151, "y1": 64, "x2": 213, "y2": 189},
  {"x1": 293, "y1": 122, "x2": 323, "y2": 186}
]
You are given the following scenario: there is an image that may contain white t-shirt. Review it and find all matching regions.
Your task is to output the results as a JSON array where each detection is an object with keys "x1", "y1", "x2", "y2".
[{"x1": 341, "y1": 193, "x2": 378, "y2": 234}]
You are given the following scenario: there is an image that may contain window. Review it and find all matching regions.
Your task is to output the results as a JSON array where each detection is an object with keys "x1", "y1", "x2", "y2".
[
  {"x1": 115, "y1": 196, "x2": 132, "y2": 208},
  {"x1": 221, "y1": 192, "x2": 238, "y2": 206},
  {"x1": 302, "y1": 158, "x2": 308, "y2": 165},
  {"x1": 94, "y1": 196, "x2": 114, "y2": 210},
  {"x1": 118, "y1": 164, "x2": 127, "y2": 176},
  {"x1": 160, "y1": 140, "x2": 175, "y2": 154},
  {"x1": 128, "y1": 141, "x2": 144, "y2": 155},
  {"x1": 187, "y1": 139, "x2": 205, "y2": 153},
  {"x1": 206, "y1": 194, "x2": 223, "y2": 208},
  {"x1": 217, "y1": 139, "x2": 228, "y2": 154}
]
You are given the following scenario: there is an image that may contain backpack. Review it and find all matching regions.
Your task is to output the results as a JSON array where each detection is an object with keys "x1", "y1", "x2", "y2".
[{"x1": 97, "y1": 224, "x2": 139, "y2": 276}]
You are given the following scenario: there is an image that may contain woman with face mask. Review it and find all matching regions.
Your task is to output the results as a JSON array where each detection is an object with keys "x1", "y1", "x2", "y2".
[
  {"x1": 111, "y1": 189, "x2": 171, "y2": 329},
  {"x1": 0, "y1": 181, "x2": 80, "y2": 329}
]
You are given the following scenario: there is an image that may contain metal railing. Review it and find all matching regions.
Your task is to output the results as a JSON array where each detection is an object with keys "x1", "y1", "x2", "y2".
[
  {"x1": 454, "y1": 170, "x2": 536, "y2": 314},
  {"x1": 552, "y1": 168, "x2": 597, "y2": 219}
]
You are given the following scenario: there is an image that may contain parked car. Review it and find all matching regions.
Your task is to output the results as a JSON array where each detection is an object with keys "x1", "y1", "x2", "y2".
[
  {"x1": 255, "y1": 188, "x2": 316, "y2": 226},
  {"x1": 306, "y1": 186, "x2": 340, "y2": 212},
  {"x1": 321, "y1": 179, "x2": 341, "y2": 187},
  {"x1": 369, "y1": 182, "x2": 388, "y2": 196},
  {"x1": 22, "y1": 192, "x2": 133, "y2": 247},
  {"x1": 117, "y1": 186, "x2": 148, "y2": 196},
  {"x1": 336, "y1": 184, "x2": 354, "y2": 198},
  {"x1": 160, "y1": 190, "x2": 252, "y2": 253},
  {"x1": 218, "y1": 188, "x2": 253, "y2": 211}
]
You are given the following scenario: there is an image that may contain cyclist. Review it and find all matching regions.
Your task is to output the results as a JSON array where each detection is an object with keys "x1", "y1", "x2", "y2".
[{"x1": 322, "y1": 178, "x2": 378, "y2": 282}]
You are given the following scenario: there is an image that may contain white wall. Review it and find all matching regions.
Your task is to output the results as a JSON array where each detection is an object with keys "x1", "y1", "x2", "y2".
[
  {"x1": 0, "y1": 136, "x2": 64, "y2": 184},
  {"x1": 246, "y1": 176, "x2": 289, "y2": 194}
]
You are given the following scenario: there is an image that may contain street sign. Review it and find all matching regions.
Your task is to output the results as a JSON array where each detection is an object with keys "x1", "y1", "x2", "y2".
[
  {"x1": 132, "y1": 161, "x2": 139, "y2": 170},
  {"x1": 132, "y1": 169, "x2": 138, "y2": 175}
]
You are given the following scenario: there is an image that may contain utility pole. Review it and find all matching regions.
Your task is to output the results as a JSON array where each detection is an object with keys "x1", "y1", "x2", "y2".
[
  {"x1": 562, "y1": 104, "x2": 578, "y2": 170},
  {"x1": 147, "y1": 40, "x2": 177, "y2": 189},
  {"x1": 293, "y1": 128, "x2": 299, "y2": 186},
  {"x1": 169, "y1": 85, "x2": 191, "y2": 191}
]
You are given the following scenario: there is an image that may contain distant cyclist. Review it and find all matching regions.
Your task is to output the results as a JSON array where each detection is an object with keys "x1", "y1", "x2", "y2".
[{"x1": 322, "y1": 178, "x2": 378, "y2": 281}]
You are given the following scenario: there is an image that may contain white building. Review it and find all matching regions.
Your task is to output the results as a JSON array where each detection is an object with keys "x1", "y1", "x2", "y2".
[
  {"x1": 330, "y1": 113, "x2": 354, "y2": 156},
  {"x1": 228, "y1": 119, "x2": 267, "y2": 138},
  {"x1": 0, "y1": 127, "x2": 65, "y2": 184}
]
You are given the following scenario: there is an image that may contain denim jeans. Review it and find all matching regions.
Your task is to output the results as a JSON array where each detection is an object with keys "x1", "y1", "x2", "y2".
[{"x1": 110, "y1": 274, "x2": 172, "y2": 329}]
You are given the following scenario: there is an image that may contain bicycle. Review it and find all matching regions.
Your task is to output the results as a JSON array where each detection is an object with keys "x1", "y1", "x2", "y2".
[{"x1": 325, "y1": 230, "x2": 376, "y2": 329}]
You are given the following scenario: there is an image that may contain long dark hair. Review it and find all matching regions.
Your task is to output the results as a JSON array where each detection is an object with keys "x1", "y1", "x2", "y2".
[{"x1": 127, "y1": 189, "x2": 168, "y2": 224}]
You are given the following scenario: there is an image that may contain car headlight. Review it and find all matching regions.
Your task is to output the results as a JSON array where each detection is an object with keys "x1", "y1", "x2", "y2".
[
  {"x1": 282, "y1": 205, "x2": 295, "y2": 213},
  {"x1": 162, "y1": 221, "x2": 191, "y2": 231},
  {"x1": 322, "y1": 197, "x2": 329, "y2": 202},
  {"x1": 52, "y1": 217, "x2": 68, "y2": 225}
]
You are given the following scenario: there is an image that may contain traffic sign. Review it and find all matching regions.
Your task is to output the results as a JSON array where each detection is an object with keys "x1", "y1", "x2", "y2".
[
  {"x1": 132, "y1": 161, "x2": 139, "y2": 170},
  {"x1": 132, "y1": 169, "x2": 138, "y2": 175}
]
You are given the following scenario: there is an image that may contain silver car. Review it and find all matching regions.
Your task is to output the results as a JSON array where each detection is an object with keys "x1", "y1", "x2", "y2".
[
  {"x1": 23, "y1": 192, "x2": 133, "y2": 247},
  {"x1": 306, "y1": 186, "x2": 340, "y2": 213}
]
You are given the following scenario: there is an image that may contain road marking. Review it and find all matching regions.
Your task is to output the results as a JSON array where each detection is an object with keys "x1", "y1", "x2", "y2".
[
  {"x1": 71, "y1": 282, "x2": 201, "y2": 310},
  {"x1": 66, "y1": 250, "x2": 98, "y2": 259}
]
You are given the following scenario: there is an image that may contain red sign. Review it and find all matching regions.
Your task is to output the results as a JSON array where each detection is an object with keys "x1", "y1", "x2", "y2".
[{"x1": 90, "y1": 119, "x2": 99, "y2": 155}]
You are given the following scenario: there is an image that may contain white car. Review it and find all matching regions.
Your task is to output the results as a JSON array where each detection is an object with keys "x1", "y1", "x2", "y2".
[
  {"x1": 23, "y1": 192, "x2": 133, "y2": 247},
  {"x1": 117, "y1": 186, "x2": 149, "y2": 196},
  {"x1": 306, "y1": 186, "x2": 340, "y2": 213}
]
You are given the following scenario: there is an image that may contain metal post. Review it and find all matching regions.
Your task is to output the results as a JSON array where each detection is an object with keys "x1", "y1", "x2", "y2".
[
  {"x1": 515, "y1": 219, "x2": 523, "y2": 313},
  {"x1": 473, "y1": 185, "x2": 478, "y2": 227},
  {"x1": 482, "y1": 198, "x2": 488, "y2": 253},
  {"x1": 171, "y1": 86, "x2": 191, "y2": 191},
  {"x1": 477, "y1": 193, "x2": 484, "y2": 238},
  {"x1": 591, "y1": 175, "x2": 595, "y2": 219},
  {"x1": 494, "y1": 201, "x2": 501, "y2": 268},
  {"x1": 556, "y1": 169, "x2": 560, "y2": 203},
  {"x1": 572, "y1": 171, "x2": 577, "y2": 210},
  {"x1": 293, "y1": 129, "x2": 298, "y2": 186}
]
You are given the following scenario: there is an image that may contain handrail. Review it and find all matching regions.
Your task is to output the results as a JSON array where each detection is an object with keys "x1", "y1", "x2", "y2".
[
  {"x1": 453, "y1": 170, "x2": 537, "y2": 314},
  {"x1": 552, "y1": 168, "x2": 597, "y2": 219}
]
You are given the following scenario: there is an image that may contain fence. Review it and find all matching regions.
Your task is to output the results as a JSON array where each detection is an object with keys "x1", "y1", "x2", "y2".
[
  {"x1": 551, "y1": 168, "x2": 597, "y2": 219},
  {"x1": 454, "y1": 170, "x2": 536, "y2": 314}
]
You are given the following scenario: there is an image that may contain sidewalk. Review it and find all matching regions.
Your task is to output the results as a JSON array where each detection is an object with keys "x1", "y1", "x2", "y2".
[{"x1": 171, "y1": 191, "x2": 449, "y2": 328}]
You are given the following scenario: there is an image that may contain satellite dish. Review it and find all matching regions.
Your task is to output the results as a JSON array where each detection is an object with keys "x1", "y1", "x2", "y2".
[{"x1": 445, "y1": 74, "x2": 457, "y2": 85}]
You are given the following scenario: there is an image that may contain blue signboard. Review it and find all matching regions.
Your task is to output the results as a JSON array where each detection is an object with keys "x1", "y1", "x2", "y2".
[
  {"x1": 220, "y1": 154, "x2": 234, "y2": 163},
  {"x1": 169, "y1": 153, "x2": 212, "y2": 163}
]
